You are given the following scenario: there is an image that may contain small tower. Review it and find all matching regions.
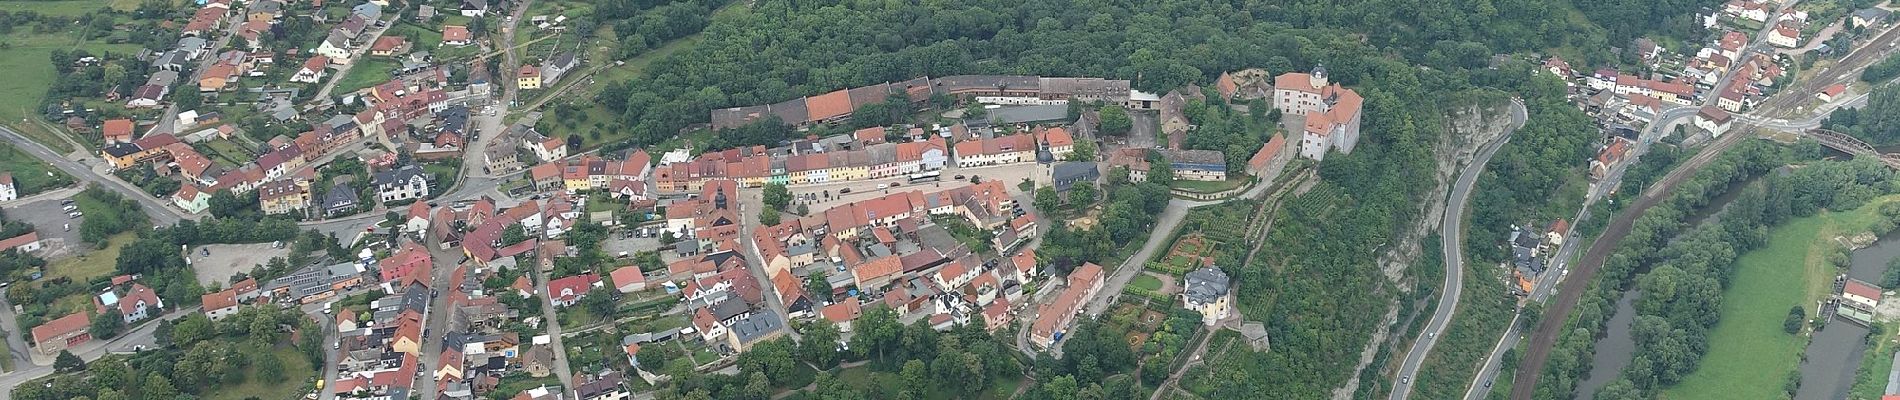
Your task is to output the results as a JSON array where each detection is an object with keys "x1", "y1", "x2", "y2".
[{"x1": 1310, "y1": 65, "x2": 1329, "y2": 90}]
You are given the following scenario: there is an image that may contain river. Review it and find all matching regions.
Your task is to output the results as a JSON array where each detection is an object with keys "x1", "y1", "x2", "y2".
[
  {"x1": 1573, "y1": 176, "x2": 1761, "y2": 398},
  {"x1": 1574, "y1": 290, "x2": 1642, "y2": 398},
  {"x1": 1793, "y1": 232, "x2": 1900, "y2": 399}
]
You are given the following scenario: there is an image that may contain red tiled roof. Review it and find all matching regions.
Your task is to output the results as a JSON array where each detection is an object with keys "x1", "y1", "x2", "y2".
[
  {"x1": 805, "y1": 89, "x2": 853, "y2": 121},
  {"x1": 0, "y1": 232, "x2": 39, "y2": 251},
  {"x1": 821, "y1": 297, "x2": 862, "y2": 324},
  {"x1": 30, "y1": 313, "x2": 90, "y2": 345},
  {"x1": 610, "y1": 266, "x2": 645, "y2": 289},
  {"x1": 1846, "y1": 279, "x2": 1882, "y2": 300}
]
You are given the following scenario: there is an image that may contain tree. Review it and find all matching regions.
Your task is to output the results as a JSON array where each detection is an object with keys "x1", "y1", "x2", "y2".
[
  {"x1": 1067, "y1": 139, "x2": 1097, "y2": 161},
  {"x1": 1099, "y1": 106, "x2": 1132, "y2": 136},
  {"x1": 502, "y1": 224, "x2": 529, "y2": 245},
  {"x1": 254, "y1": 351, "x2": 284, "y2": 381},
  {"x1": 763, "y1": 183, "x2": 791, "y2": 211},
  {"x1": 1148, "y1": 159, "x2": 1175, "y2": 186},
  {"x1": 141, "y1": 372, "x2": 178, "y2": 400},
  {"x1": 54, "y1": 350, "x2": 84, "y2": 372},
  {"x1": 806, "y1": 271, "x2": 831, "y2": 301},
  {"x1": 799, "y1": 320, "x2": 842, "y2": 367},
  {"x1": 1070, "y1": 186, "x2": 1097, "y2": 208},
  {"x1": 171, "y1": 313, "x2": 214, "y2": 348},
  {"x1": 900, "y1": 359, "x2": 930, "y2": 398},
  {"x1": 1784, "y1": 305, "x2": 1805, "y2": 334},
  {"x1": 91, "y1": 309, "x2": 125, "y2": 339},
  {"x1": 567, "y1": 134, "x2": 583, "y2": 152},
  {"x1": 736, "y1": 338, "x2": 799, "y2": 386},
  {"x1": 175, "y1": 85, "x2": 202, "y2": 111},
  {"x1": 759, "y1": 207, "x2": 781, "y2": 226},
  {"x1": 1033, "y1": 187, "x2": 1060, "y2": 213}
]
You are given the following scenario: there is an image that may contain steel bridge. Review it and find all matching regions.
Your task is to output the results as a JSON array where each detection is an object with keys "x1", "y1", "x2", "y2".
[{"x1": 1801, "y1": 128, "x2": 1900, "y2": 169}]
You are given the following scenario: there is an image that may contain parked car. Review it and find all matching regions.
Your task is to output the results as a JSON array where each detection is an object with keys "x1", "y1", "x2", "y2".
[{"x1": 66, "y1": 211, "x2": 82, "y2": 218}]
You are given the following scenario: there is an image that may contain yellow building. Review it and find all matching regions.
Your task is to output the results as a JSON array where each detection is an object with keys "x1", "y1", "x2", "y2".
[{"x1": 517, "y1": 66, "x2": 542, "y2": 90}]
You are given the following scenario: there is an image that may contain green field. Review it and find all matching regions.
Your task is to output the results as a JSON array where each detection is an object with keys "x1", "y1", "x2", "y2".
[
  {"x1": 0, "y1": 33, "x2": 142, "y2": 152},
  {"x1": 330, "y1": 58, "x2": 401, "y2": 97},
  {"x1": 0, "y1": 142, "x2": 75, "y2": 196},
  {"x1": 46, "y1": 232, "x2": 132, "y2": 283},
  {"x1": 1661, "y1": 197, "x2": 1894, "y2": 399},
  {"x1": 0, "y1": 0, "x2": 139, "y2": 16},
  {"x1": 206, "y1": 347, "x2": 317, "y2": 400}
]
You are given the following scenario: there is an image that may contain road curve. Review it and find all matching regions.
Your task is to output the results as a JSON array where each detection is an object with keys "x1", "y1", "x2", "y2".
[
  {"x1": 1388, "y1": 99, "x2": 1525, "y2": 399},
  {"x1": 0, "y1": 126, "x2": 186, "y2": 225}
]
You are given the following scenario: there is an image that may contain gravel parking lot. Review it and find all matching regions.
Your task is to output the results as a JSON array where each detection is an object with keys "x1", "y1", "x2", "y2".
[
  {"x1": 188, "y1": 243, "x2": 290, "y2": 287},
  {"x1": 0, "y1": 197, "x2": 85, "y2": 260}
]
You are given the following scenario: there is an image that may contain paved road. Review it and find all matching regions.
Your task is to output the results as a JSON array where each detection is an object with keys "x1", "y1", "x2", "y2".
[
  {"x1": 0, "y1": 302, "x2": 197, "y2": 400},
  {"x1": 0, "y1": 126, "x2": 186, "y2": 226},
  {"x1": 1389, "y1": 99, "x2": 1525, "y2": 399}
]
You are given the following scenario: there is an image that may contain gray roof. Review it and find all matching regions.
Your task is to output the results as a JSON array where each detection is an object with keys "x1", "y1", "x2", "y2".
[
  {"x1": 373, "y1": 164, "x2": 427, "y2": 187},
  {"x1": 988, "y1": 104, "x2": 1069, "y2": 124},
  {"x1": 265, "y1": 262, "x2": 363, "y2": 300},
  {"x1": 352, "y1": 2, "x2": 382, "y2": 19},
  {"x1": 1856, "y1": 7, "x2": 1891, "y2": 20},
  {"x1": 932, "y1": 75, "x2": 1040, "y2": 94},
  {"x1": 1183, "y1": 266, "x2": 1230, "y2": 304},
  {"x1": 729, "y1": 310, "x2": 784, "y2": 344},
  {"x1": 176, "y1": 37, "x2": 207, "y2": 51},
  {"x1": 1051, "y1": 162, "x2": 1100, "y2": 190},
  {"x1": 325, "y1": 182, "x2": 359, "y2": 208},
  {"x1": 709, "y1": 298, "x2": 750, "y2": 322},
  {"x1": 148, "y1": 70, "x2": 180, "y2": 87},
  {"x1": 1159, "y1": 149, "x2": 1226, "y2": 169}
]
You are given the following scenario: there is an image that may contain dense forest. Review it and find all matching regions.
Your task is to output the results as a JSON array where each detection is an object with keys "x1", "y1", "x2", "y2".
[{"x1": 590, "y1": 0, "x2": 1635, "y2": 151}]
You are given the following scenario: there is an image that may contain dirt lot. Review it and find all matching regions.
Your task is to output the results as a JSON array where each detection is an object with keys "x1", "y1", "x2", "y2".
[{"x1": 188, "y1": 243, "x2": 290, "y2": 287}]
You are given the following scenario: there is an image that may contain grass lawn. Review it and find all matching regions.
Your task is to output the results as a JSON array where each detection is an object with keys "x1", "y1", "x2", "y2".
[
  {"x1": 1850, "y1": 323, "x2": 1898, "y2": 399},
  {"x1": 0, "y1": 34, "x2": 141, "y2": 152},
  {"x1": 1661, "y1": 196, "x2": 1900, "y2": 399},
  {"x1": 1130, "y1": 275, "x2": 1163, "y2": 292},
  {"x1": 0, "y1": 142, "x2": 75, "y2": 195},
  {"x1": 46, "y1": 232, "x2": 133, "y2": 283},
  {"x1": 532, "y1": 2, "x2": 745, "y2": 149},
  {"x1": 202, "y1": 139, "x2": 255, "y2": 168},
  {"x1": 207, "y1": 347, "x2": 317, "y2": 400},
  {"x1": 330, "y1": 58, "x2": 401, "y2": 97}
]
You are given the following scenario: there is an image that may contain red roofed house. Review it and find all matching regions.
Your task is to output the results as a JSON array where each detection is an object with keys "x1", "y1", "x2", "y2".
[
  {"x1": 1029, "y1": 262, "x2": 1104, "y2": 349},
  {"x1": 103, "y1": 118, "x2": 136, "y2": 144},
  {"x1": 0, "y1": 232, "x2": 41, "y2": 253},
  {"x1": 548, "y1": 273, "x2": 601, "y2": 307},
  {"x1": 1844, "y1": 279, "x2": 1883, "y2": 311},
  {"x1": 96, "y1": 282, "x2": 164, "y2": 324},
  {"x1": 379, "y1": 241, "x2": 433, "y2": 282},
  {"x1": 370, "y1": 36, "x2": 409, "y2": 56},
  {"x1": 30, "y1": 313, "x2": 91, "y2": 354},
  {"x1": 610, "y1": 265, "x2": 646, "y2": 293},
  {"x1": 442, "y1": 25, "x2": 472, "y2": 46},
  {"x1": 1768, "y1": 23, "x2": 1801, "y2": 48},
  {"x1": 821, "y1": 297, "x2": 863, "y2": 332},
  {"x1": 805, "y1": 89, "x2": 853, "y2": 124},
  {"x1": 291, "y1": 55, "x2": 330, "y2": 83}
]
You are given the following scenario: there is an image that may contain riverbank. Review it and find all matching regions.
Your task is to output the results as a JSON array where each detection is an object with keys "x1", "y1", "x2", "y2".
[{"x1": 1664, "y1": 195, "x2": 1900, "y2": 399}]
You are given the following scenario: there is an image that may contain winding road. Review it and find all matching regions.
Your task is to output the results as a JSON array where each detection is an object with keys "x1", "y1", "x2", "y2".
[{"x1": 1388, "y1": 98, "x2": 1525, "y2": 400}]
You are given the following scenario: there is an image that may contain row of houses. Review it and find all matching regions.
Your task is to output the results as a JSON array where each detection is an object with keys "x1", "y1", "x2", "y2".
[
  {"x1": 709, "y1": 76, "x2": 1135, "y2": 130},
  {"x1": 652, "y1": 133, "x2": 959, "y2": 193}
]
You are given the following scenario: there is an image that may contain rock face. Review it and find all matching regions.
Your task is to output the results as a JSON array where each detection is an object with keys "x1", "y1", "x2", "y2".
[{"x1": 1333, "y1": 99, "x2": 1519, "y2": 400}]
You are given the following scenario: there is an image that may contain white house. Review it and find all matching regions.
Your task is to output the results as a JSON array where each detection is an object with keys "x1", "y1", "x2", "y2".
[
  {"x1": 1768, "y1": 24, "x2": 1801, "y2": 48},
  {"x1": 1273, "y1": 66, "x2": 1364, "y2": 161},
  {"x1": 0, "y1": 173, "x2": 16, "y2": 201},
  {"x1": 1844, "y1": 279, "x2": 1882, "y2": 311},
  {"x1": 373, "y1": 165, "x2": 431, "y2": 203},
  {"x1": 1694, "y1": 106, "x2": 1734, "y2": 137},
  {"x1": 316, "y1": 31, "x2": 353, "y2": 64},
  {"x1": 290, "y1": 55, "x2": 330, "y2": 83}
]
